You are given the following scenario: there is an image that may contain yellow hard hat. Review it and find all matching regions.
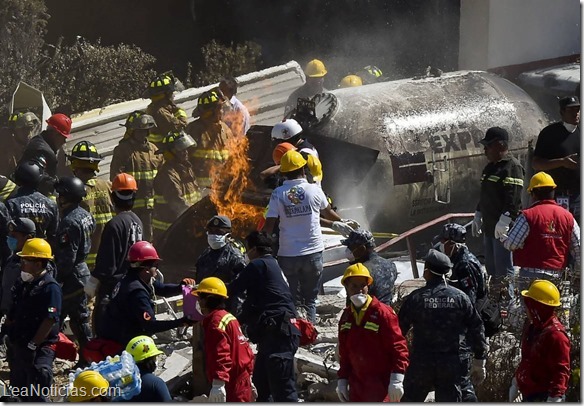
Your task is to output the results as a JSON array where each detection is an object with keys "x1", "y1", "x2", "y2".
[
  {"x1": 17, "y1": 238, "x2": 53, "y2": 259},
  {"x1": 280, "y1": 150, "x2": 307, "y2": 173},
  {"x1": 306, "y1": 154, "x2": 323, "y2": 182},
  {"x1": 527, "y1": 171, "x2": 557, "y2": 192},
  {"x1": 305, "y1": 59, "x2": 327, "y2": 78},
  {"x1": 193, "y1": 277, "x2": 228, "y2": 298},
  {"x1": 126, "y1": 335, "x2": 164, "y2": 362},
  {"x1": 68, "y1": 370, "x2": 110, "y2": 402},
  {"x1": 339, "y1": 75, "x2": 363, "y2": 88},
  {"x1": 521, "y1": 279, "x2": 561, "y2": 307},
  {"x1": 341, "y1": 263, "x2": 373, "y2": 286}
]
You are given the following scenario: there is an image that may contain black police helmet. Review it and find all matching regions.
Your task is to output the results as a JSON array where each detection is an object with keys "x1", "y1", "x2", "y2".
[
  {"x1": 55, "y1": 176, "x2": 87, "y2": 201},
  {"x1": 12, "y1": 160, "x2": 44, "y2": 188}
]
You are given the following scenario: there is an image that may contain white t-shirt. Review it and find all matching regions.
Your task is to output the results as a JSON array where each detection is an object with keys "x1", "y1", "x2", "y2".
[{"x1": 266, "y1": 178, "x2": 328, "y2": 257}]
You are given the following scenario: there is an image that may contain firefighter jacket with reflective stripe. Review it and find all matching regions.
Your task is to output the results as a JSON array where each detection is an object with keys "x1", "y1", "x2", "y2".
[
  {"x1": 80, "y1": 178, "x2": 115, "y2": 271},
  {"x1": 7, "y1": 186, "x2": 59, "y2": 246},
  {"x1": 338, "y1": 296, "x2": 409, "y2": 402},
  {"x1": 152, "y1": 160, "x2": 200, "y2": 237},
  {"x1": 203, "y1": 309, "x2": 255, "y2": 402},
  {"x1": 146, "y1": 99, "x2": 188, "y2": 144},
  {"x1": 0, "y1": 176, "x2": 17, "y2": 202},
  {"x1": 55, "y1": 205, "x2": 95, "y2": 295},
  {"x1": 477, "y1": 154, "x2": 525, "y2": 237},
  {"x1": 186, "y1": 119, "x2": 233, "y2": 187},
  {"x1": 513, "y1": 200, "x2": 574, "y2": 270},
  {"x1": 110, "y1": 137, "x2": 162, "y2": 211}
]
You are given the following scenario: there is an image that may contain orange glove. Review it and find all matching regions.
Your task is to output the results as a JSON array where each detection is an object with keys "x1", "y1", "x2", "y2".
[{"x1": 181, "y1": 278, "x2": 196, "y2": 286}]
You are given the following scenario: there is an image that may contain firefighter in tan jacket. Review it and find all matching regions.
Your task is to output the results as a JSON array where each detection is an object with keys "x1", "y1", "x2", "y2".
[
  {"x1": 145, "y1": 74, "x2": 188, "y2": 147},
  {"x1": 152, "y1": 131, "x2": 201, "y2": 242},
  {"x1": 67, "y1": 141, "x2": 115, "y2": 271},
  {"x1": 186, "y1": 90, "x2": 234, "y2": 188},
  {"x1": 110, "y1": 111, "x2": 163, "y2": 241},
  {"x1": 0, "y1": 112, "x2": 41, "y2": 177}
]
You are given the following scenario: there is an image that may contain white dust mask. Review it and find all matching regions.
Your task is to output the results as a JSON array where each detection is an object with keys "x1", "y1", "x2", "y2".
[
  {"x1": 207, "y1": 233, "x2": 227, "y2": 250},
  {"x1": 344, "y1": 248, "x2": 355, "y2": 261},
  {"x1": 350, "y1": 293, "x2": 368, "y2": 308},
  {"x1": 21, "y1": 271, "x2": 34, "y2": 282}
]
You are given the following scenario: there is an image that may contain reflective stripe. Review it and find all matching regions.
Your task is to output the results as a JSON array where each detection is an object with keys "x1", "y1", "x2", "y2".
[
  {"x1": 364, "y1": 322, "x2": 379, "y2": 332},
  {"x1": 152, "y1": 218, "x2": 172, "y2": 231},
  {"x1": 49, "y1": 195, "x2": 57, "y2": 202},
  {"x1": 218, "y1": 313, "x2": 237, "y2": 331},
  {"x1": 86, "y1": 253, "x2": 97, "y2": 266},
  {"x1": 147, "y1": 133, "x2": 165, "y2": 143},
  {"x1": 502, "y1": 177, "x2": 524, "y2": 187},
  {"x1": 196, "y1": 177, "x2": 212, "y2": 188},
  {"x1": 487, "y1": 175, "x2": 500, "y2": 182},
  {"x1": 184, "y1": 191, "x2": 201, "y2": 205},
  {"x1": 134, "y1": 197, "x2": 155, "y2": 209},
  {"x1": 153, "y1": 195, "x2": 167, "y2": 205},
  {"x1": 340, "y1": 322, "x2": 352, "y2": 331},
  {"x1": 192, "y1": 149, "x2": 229, "y2": 161},
  {"x1": 93, "y1": 212, "x2": 114, "y2": 225},
  {"x1": 0, "y1": 182, "x2": 16, "y2": 201},
  {"x1": 175, "y1": 109, "x2": 188, "y2": 119},
  {"x1": 126, "y1": 170, "x2": 158, "y2": 181}
]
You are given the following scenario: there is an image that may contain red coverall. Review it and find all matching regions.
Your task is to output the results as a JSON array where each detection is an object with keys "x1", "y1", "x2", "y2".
[
  {"x1": 203, "y1": 309, "x2": 255, "y2": 402},
  {"x1": 516, "y1": 299, "x2": 571, "y2": 399},
  {"x1": 338, "y1": 296, "x2": 409, "y2": 402}
]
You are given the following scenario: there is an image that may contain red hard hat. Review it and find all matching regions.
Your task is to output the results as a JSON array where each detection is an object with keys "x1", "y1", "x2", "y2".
[
  {"x1": 128, "y1": 241, "x2": 161, "y2": 263},
  {"x1": 46, "y1": 113, "x2": 72, "y2": 138}
]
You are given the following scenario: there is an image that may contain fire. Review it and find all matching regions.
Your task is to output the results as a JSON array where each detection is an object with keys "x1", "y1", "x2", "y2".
[{"x1": 209, "y1": 133, "x2": 264, "y2": 236}]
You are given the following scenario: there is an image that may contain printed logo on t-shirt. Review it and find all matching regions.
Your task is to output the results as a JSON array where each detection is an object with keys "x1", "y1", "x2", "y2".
[{"x1": 286, "y1": 186, "x2": 305, "y2": 205}]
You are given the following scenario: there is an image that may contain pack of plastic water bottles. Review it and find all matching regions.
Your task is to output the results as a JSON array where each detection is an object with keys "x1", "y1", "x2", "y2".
[{"x1": 68, "y1": 351, "x2": 142, "y2": 401}]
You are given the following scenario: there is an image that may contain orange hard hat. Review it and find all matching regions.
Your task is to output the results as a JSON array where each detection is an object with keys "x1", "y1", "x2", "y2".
[
  {"x1": 272, "y1": 142, "x2": 297, "y2": 165},
  {"x1": 112, "y1": 172, "x2": 138, "y2": 192}
]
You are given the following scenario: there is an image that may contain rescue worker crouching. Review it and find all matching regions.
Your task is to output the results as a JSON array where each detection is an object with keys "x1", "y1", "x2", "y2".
[
  {"x1": 145, "y1": 74, "x2": 188, "y2": 147},
  {"x1": 68, "y1": 140, "x2": 115, "y2": 272},
  {"x1": 4, "y1": 238, "x2": 62, "y2": 401},
  {"x1": 125, "y1": 335, "x2": 172, "y2": 401},
  {"x1": 336, "y1": 263, "x2": 409, "y2": 402},
  {"x1": 54, "y1": 176, "x2": 96, "y2": 361},
  {"x1": 186, "y1": 90, "x2": 234, "y2": 188},
  {"x1": 398, "y1": 249, "x2": 488, "y2": 402},
  {"x1": 97, "y1": 241, "x2": 194, "y2": 347},
  {"x1": 194, "y1": 215, "x2": 246, "y2": 315},
  {"x1": 193, "y1": 277, "x2": 255, "y2": 402},
  {"x1": 152, "y1": 131, "x2": 201, "y2": 242},
  {"x1": 67, "y1": 370, "x2": 111, "y2": 402},
  {"x1": 110, "y1": 111, "x2": 162, "y2": 241}
]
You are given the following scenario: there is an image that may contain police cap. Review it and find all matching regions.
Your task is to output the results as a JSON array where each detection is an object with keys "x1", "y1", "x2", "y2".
[
  {"x1": 436, "y1": 223, "x2": 466, "y2": 243},
  {"x1": 8, "y1": 217, "x2": 36, "y2": 236},
  {"x1": 559, "y1": 96, "x2": 580, "y2": 109},
  {"x1": 479, "y1": 126, "x2": 509, "y2": 146},
  {"x1": 341, "y1": 229, "x2": 375, "y2": 248},
  {"x1": 206, "y1": 215, "x2": 231, "y2": 229},
  {"x1": 424, "y1": 248, "x2": 453, "y2": 274}
]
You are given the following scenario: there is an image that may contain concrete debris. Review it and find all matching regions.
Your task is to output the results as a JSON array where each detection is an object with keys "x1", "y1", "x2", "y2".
[
  {"x1": 306, "y1": 380, "x2": 340, "y2": 402},
  {"x1": 295, "y1": 347, "x2": 339, "y2": 380},
  {"x1": 313, "y1": 326, "x2": 338, "y2": 344},
  {"x1": 297, "y1": 372, "x2": 327, "y2": 389},
  {"x1": 316, "y1": 295, "x2": 346, "y2": 315}
]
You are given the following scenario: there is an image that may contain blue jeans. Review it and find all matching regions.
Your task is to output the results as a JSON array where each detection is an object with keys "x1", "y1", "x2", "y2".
[
  {"x1": 278, "y1": 251, "x2": 323, "y2": 323},
  {"x1": 484, "y1": 236, "x2": 516, "y2": 300}
]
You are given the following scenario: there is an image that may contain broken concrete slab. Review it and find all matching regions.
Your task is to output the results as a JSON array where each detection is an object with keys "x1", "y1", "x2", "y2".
[
  {"x1": 298, "y1": 372, "x2": 327, "y2": 389},
  {"x1": 295, "y1": 347, "x2": 339, "y2": 380},
  {"x1": 307, "y1": 380, "x2": 339, "y2": 402},
  {"x1": 158, "y1": 351, "x2": 191, "y2": 383}
]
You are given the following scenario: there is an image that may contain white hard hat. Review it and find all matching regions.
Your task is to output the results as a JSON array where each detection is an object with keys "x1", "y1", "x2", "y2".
[{"x1": 271, "y1": 119, "x2": 303, "y2": 140}]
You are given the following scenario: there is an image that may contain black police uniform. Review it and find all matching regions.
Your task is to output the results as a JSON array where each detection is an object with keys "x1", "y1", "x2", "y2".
[
  {"x1": 0, "y1": 201, "x2": 11, "y2": 269},
  {"x1": 18, "y1": 132, "x2": 59, "y2": 196},
  {"x1": 92, "y1": 211, "x2": 142, "y2": 334},
  {"x1": 6, "y1": 271, "x2": 62, "y2": 401},
  {"x1": 6, "y1": 186, "x2": 59, "y2": 245},
  {"x1": 228, "y1": 255, "x2": 300, "y2": 402},
  {"x1": 398, "y1": 258, "x2": 487, "y2": 402},
  {"x1": 98, "y1": 271, "x2": 183, "y2": 347},
  {"x1": 55, "y1": 204, "x2": 95, "y2": 350},
  {"x1": 355, "y1": 252, "x2": 397, "y2": 306},
  {"x1": 195, "y1": 241, "x2": 246, "y2": 314}
]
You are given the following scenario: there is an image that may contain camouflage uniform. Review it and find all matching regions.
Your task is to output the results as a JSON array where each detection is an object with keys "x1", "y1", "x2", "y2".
[
  {"x1": 6, "y1": 187, "x2": 59, "y2": 246},
  {"x1": 146, "y1": 98, "x2": 188, "y2": 146},
  {"x1": 55, "y1": 205, "x2": 96, "y2": 351},
  {"x1": 357, "y1": 253, "x2": 397, "y2": 306},
  {"x1": 0, "y1": 201, "x2": 10, "y2": 271},
  {"x1": 80, "y1": 178, "x2": 115, "y2": 271},
  {"x1": 398, "y1": 278, "x2": 488, "y2": 402}
]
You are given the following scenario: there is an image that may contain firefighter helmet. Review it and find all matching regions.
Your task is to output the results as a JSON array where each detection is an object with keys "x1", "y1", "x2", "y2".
[
  {"x1": 46, "y1": 113, "x2": 72, "y2": 138},
  {"x1": 69, "y1": 141, "x2": 103, "y2": 163},
  {"x1": 68, "y1": 371, "x2": 110, "y2": 402},
  {"x1": 271, "y1": 119, "x2": 303, "y2": 140},
  {"x1": 121, "y1": 111, "x2": 156, "y2": 130},
  {"x1": 341, "y1": 263, "x2": 373, "y2": 286},
  {"x1": 55, "y1": 176, "x2": 87, "y2": 200},
  {"x1": 305, "y1": 59, "x2": 327, "y2": 78},
  {"x1": 128, "y1": 241, "x2": 161, "y2": 263},
  {"x1": 363, "y1": 65, "x2": 383, "y2": 79},
  {"x1": 521, "y1": 279, "x2": 561, "y2": 307},
  {"x1": 197, "y1": 90, "x2": 222, "y2": 111},
  {"x1": 126, "y1": 335, "x2": 163, "y2": 362},
  {"x1": 339, "y1": 75, "x2": 363, "y2": 88},
  {"x1": 8, "y1": 112, "x2": 41, "y2": 129},
  {"x1": 147, "y1": 74, "x2": 175, "y2": 97},
  {"x1": 193, "y1": 277, "x2": 229, "y2": 298},
  {"x1": 159, "y1": 131, "x2": 196, "y2": 154},
  {"x1": 17, "y1": 238, "x2": 53, "y2": 259}
]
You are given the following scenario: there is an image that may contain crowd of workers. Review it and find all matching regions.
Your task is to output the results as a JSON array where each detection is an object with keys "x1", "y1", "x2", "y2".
[{"x1": 0, "y1": 57, "x2": 579, "y2": 402}]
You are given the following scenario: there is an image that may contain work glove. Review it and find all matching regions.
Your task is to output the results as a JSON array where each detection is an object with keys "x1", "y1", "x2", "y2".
[
  {"x1": 181, "y1": 278, "x2": 196, "y2": 286},
  {"x1": 546, "y1": 396, "x2": 563, "y2": 402},
  {"x1": 470, "y1": 358, "x2": 486, "y2": 386},
  {"x1": 84, "y1": 276, "x2": 100, "y2": 298},
  {"x1": 509, "y1": 377, "x2": 521, "y2": 402},
  {"x1": 209, "y1": 379, "x2": 226, "y2": 402},
  {"x1": 341, "y1": 218, "x2": 361, "y2": 229},
  {"x1": 494, "y1": 213, "x2": 512, "y2": 240},
  {"x1": 336, "y1": 379, "x2": 350, "y2": 402},
  {"x1": 471, "y1": 211, "x2": 483, "y2": 237},
  {"x1": 174, "y1": 108, "x2": 188, "y2": 119},
  {"x1": 388, "y1": 373, "x2": 404, "y2": 402},
  {"x1": 251, "y1": 379, "x2": 258, "y2": 401},
  {"x1": 332, "y1": 221, "x2": 355, "y2": 237}
]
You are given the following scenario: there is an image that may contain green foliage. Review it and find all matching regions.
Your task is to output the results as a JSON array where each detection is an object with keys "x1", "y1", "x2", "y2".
[
  {"x1": 41, "y1": 38, "x2": 157, "y2": 114},
  {"x1": 192, "y1": 40, "x2": 262, "y2": 86}
]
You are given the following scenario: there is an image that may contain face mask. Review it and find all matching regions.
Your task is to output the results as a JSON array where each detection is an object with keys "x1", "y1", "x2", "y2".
[
  {"x1": 207, "y1": 233, "x2": 227, "y2": 250},
  {"x1": 563, "y1": 122, "x2": 578, "y2": 132},
  {"x1": 344, "y1": 247, "x2": 355, "y2": 261},
  {"x1": 195, "y1": 299, "x2": 203, "y2": 315},
  {"x1": 7, "y1": 236, "x2": 18, "y2": 252},
  {"x1": 350, "y1": 293, "x2": 368, "y2": 308},
  {"x1": 21, "y1": 271, "x2": 34, "y2": 282}
]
